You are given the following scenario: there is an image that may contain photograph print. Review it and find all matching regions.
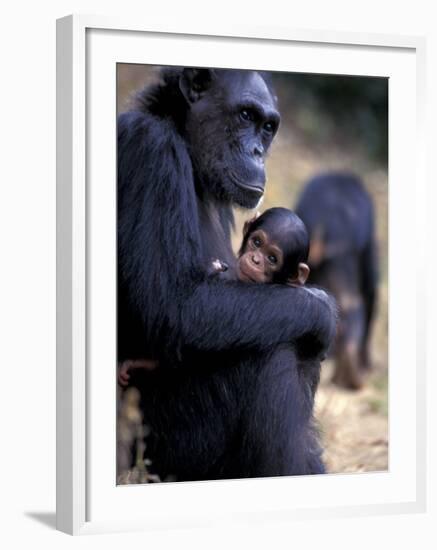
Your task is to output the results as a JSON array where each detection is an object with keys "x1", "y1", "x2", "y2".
[{"x1": 116, "y1": 64, "x2": 388, "y2": 484}]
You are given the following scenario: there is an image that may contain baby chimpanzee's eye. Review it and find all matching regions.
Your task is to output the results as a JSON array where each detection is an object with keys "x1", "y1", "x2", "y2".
[
  {"x1": 268, "y1": 254, "x2": 277, "y2": 265},
  {"x1": 252, "y1": 236, "x2": 262, "y2": 247}
]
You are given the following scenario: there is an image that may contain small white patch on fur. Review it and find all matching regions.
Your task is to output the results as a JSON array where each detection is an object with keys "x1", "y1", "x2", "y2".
[{"x1": 255, "y1": 195, "x2": 265, "y2": 209}]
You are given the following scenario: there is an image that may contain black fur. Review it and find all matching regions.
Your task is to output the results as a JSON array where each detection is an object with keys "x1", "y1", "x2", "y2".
[{"x1": 117, "y1": 68, "x2": 336, "y2": 480}]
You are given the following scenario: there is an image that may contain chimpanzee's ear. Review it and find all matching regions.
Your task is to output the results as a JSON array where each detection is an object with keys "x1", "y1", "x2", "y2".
[
  {"x1": 287, "y1": 262, "x2": 310, "y2": 286},
  {"x1": 179, "y1": 68, "x2": 214, "y2": 104},
  {"x1": 243, "y1": 211, "x2": 261, "y2": 237}
]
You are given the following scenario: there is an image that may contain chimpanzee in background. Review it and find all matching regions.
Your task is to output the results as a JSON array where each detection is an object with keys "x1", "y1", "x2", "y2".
[
  {"x1": 295, "y1": 172, "x2": 378, "y2": 390},
  {"x1": 117, "y1": 67, "x2": 336, "y2": 481}
]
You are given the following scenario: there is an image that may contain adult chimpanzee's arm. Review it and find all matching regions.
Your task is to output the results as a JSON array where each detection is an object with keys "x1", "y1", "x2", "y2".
[
  {"x1": 118, "y1": 112, "x2": 336, "y2": 357},
  {"x1": 180, "y1": 280, "x2": 336, "y2": 354}
]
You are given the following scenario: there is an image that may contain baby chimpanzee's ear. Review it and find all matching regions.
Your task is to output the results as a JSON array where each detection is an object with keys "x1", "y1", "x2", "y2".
[
  {"x1": 243, "y1": 211, "x2": 261, "y2": 237},
  {"x1": 287, "y1": 262, "x2": 310, "y2": 286}
]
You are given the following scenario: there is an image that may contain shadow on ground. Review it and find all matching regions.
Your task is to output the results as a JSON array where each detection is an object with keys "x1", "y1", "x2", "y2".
[{"x1": 25, "y1": 512, "x2": 56, "y2": 530}]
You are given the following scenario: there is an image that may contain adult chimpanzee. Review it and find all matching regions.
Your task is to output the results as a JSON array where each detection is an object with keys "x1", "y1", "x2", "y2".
[
  {"x1": 296, "y1": 172, "x2": 378, "y2": 390},
  {"x1": 117, "y1": 67, "x2": 336, "y2": 481}
]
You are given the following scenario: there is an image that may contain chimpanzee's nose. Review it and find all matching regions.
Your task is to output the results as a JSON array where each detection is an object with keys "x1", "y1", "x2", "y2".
[
  {"x1": 253, "y1": 144, "x2": 264, "y2": 159},
  {"x1": 252, "y1": 254, "x2": 261, "y2": 265}
]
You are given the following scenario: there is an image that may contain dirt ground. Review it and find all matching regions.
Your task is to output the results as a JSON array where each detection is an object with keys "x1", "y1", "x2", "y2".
[
  {"x1": 316, "y1": 362, "x2": 388, "y2": 474},
  {"x1": 315, "y1": 276, "x2": 389, "y2": 475}
]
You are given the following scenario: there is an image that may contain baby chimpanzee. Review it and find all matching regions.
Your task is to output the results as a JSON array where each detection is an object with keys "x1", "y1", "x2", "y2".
[
  {"x1": 213, "y1": 207, "x2": 310, "y2": 286},
  {"x1": 118, "y1": 207, "x2": 328, "y2": 386}
]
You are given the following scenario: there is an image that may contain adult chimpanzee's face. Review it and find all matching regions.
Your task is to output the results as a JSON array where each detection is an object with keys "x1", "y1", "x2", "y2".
[{"x1": 179, "y1": 68, "x2": 280, "y2": 209}]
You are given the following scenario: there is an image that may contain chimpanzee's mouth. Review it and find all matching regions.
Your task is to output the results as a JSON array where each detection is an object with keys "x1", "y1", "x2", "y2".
[
  {"x1": 235, "y1": 181, "x2": 265, "y2": 196},
  {"x1": 227, "y1": 170, "x2": 265, "y2": 197},
  {"x1": 237, "y1": 262, "x2": 259, "y2": 283}
]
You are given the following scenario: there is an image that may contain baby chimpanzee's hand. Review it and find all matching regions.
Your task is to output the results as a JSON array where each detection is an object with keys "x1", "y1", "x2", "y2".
[{"x1": 209, "y1": 259, "x2": 229, "y2": 275}]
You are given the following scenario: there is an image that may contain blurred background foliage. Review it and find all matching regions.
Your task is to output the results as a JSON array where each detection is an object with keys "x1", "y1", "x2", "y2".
[{"x1": 117, "y1": 64, "x2": 388, "y2": 476}]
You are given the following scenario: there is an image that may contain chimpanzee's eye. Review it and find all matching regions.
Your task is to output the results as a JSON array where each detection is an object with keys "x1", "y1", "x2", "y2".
[
  {"x1": 240, "y1": 109, "x2": 255, "y2": 122},
  {"x1": 264, "y1": 121, "x2": 275, "y2": 134},
  {"x1": 252, "y1": 236, "x2": 262, "y2": 247},
  {"x1": 268, "y1": 254, "x2": 277, "y2": 265}
]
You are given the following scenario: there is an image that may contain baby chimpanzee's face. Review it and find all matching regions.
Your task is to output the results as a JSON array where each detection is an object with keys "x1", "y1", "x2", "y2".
[{"x1": 237, "y1": 229, "x2": 284, "y2": 283}]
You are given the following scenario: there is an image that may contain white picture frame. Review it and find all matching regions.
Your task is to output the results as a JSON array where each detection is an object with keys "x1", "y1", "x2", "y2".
[{"x1": 56, "y1": 14, "x2": 427, "y2": 536}]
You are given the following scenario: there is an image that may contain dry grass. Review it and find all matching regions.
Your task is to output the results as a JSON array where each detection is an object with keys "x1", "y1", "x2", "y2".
[
  {"x1": 314, "y1": 246, "x2": 388, "y2": 474},
  {"x1": 316, "y1": 362, "x2": 388, "y2": 473}
]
